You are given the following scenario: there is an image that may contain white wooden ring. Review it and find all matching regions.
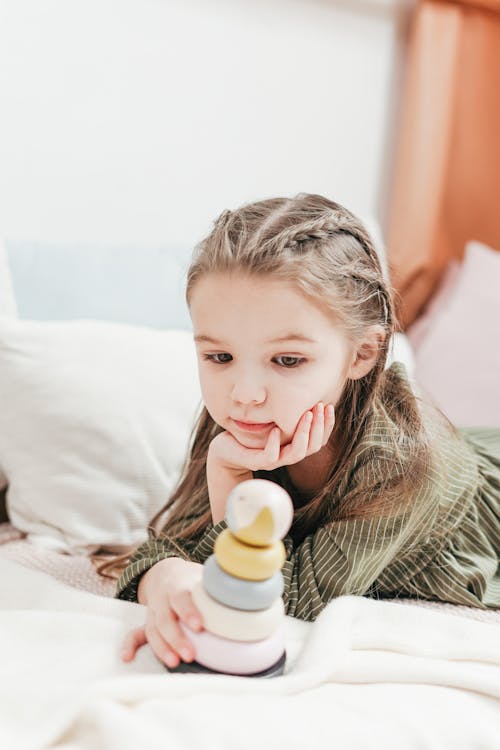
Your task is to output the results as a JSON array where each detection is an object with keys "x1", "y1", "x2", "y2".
[{"x1": 191, "y1": 581, "x2": 284, "y2": 642}]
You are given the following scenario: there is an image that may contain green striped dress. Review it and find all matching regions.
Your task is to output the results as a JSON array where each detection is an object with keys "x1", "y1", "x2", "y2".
[{"x1": 116, "y1": 363, "x2": 500, "y2": 619}]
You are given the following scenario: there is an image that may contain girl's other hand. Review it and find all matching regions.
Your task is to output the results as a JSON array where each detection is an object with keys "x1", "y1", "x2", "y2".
[
  {"x1": 209, "y1": 401, "x2": 335, "y2": 474},
  {"x1": 121, "y1": 557, "x2": 204, "y2": 668}
]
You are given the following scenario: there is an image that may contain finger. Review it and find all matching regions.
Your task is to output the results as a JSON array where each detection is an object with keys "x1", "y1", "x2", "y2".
[
  {"x1": 121, "y1": 626, "x2": 148, "y2": 662},
  {"x1": 307, "y1": 402, "x2": 324, "y2": 454},
  {"x1": 146, "y1": 621, "x2": 183, "y2": 668},
  {"x1": 172, "y1": 589, "x2": 204, "y2": 633},
  {"x1": 157, "y1": 606, "x2": 197, "y2": 663},
  {"x1": 279, "y1": 409, "x2": 313, "y2": 465},
  {"x1": 223, "y1": 433, "x2": 273, "y2": 473},
  {"x1": 233, "y1": 427, "x2": 281, "y2": 472},
  {"x1": 322, "y1": 404, "x2": 335, "y2": 446},
  {"x1": 265, "y1": 426, "x2": 282, "y2": 463}
]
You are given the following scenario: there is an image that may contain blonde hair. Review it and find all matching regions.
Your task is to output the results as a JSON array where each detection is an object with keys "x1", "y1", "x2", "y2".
[{"x1": 97, "y1": 193, "x2": 442, "y2": 580}]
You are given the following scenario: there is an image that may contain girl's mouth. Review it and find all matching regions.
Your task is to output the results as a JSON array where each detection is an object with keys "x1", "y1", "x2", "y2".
[{"x1": 232, "y1": 419, "x2": 275, "y2": 433}]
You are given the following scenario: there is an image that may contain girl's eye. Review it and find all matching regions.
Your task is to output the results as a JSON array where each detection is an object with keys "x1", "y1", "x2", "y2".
[
  {"x1": 203, "y1": 353, "x2": 232, "y2": 364},
  {"x1": 202, "y1": 353, "x2": 306, "y2": 368},
  {"x1": 274, "y1": 356, "x2": 305, "y2": 368}
]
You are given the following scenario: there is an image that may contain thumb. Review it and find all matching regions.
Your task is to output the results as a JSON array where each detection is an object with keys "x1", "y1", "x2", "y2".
[{"x1": 121, "y1": 626, "x2": 148, "y2": 662}]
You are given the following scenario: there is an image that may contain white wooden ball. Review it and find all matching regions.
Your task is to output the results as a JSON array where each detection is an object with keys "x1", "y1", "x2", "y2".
[{"x1": 225, "y1": 478, "x2": 294, "y2": 546}]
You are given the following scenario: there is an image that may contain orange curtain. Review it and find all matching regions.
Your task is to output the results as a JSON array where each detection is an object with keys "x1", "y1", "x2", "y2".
[{"x1": 386, "y1": 0, "x2": 500, "y2": 328}]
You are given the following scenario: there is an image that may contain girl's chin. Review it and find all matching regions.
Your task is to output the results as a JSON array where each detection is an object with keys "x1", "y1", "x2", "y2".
[
  {"x1": 230, "y1": 431, "x2": 267, "y2": 446},
  {"x1": 229, "y1": 427, "x2": 289, "y2": 449}
]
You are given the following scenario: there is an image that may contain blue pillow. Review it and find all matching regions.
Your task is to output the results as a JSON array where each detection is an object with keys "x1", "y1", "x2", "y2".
[{"x1": 5, "y1": 241, "x2": 194, "y2": 330}]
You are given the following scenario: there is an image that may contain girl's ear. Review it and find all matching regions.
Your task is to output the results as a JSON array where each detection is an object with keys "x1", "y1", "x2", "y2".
[{"x1": 347, "y1": 325, "x2": 386, "y2": 381}]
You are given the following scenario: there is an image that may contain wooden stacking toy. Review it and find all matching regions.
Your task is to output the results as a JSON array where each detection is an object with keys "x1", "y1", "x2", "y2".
[{"x1": 168, "y1": 478, "x2": 294, "y2": 678}]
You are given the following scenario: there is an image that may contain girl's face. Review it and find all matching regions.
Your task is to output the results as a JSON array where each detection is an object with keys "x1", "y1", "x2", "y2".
[{"x1": 189, "y1": 272, "x2": 357, "y2": 447}]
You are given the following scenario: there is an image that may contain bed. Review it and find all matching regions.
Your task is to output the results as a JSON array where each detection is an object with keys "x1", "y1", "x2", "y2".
[{"x1": 1, "y1": 203, "x2": 500, "y2": 749}]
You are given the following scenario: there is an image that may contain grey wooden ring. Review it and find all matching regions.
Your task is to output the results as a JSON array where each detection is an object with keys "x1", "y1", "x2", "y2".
[{"x1": 202, "y1": 554, "x2": 284, "y2": 611}]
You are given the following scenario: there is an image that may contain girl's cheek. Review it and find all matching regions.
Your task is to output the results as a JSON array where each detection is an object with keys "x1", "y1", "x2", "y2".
[{"x1": 278, "y1": 418, "x2": 302, "y2": 443}]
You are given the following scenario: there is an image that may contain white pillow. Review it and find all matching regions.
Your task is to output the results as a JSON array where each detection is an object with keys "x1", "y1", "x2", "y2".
[
  {"x1": 386, "y1": 332, "x2": 416, "y2": 381},
  {"x1": 0, "y1": 319, "x2": 201, "y2": 553},
  {"x1": 358, "y1": 218, "x2": 417, "y2": 387}
]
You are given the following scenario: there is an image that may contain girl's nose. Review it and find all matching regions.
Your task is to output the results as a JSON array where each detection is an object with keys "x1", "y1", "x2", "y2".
[{"x1": 230, "y1": 381, "x2": 267, "y2": 405}]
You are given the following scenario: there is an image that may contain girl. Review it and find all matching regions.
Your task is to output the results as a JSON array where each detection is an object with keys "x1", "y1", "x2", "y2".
[{"x1": 110, "y1": 193, "x2": 500, "y2": 671}]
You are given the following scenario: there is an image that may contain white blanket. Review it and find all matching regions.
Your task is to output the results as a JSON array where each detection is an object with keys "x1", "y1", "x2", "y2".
[{"x1": 1, "y1": 557, "x2": 499, "y2": 750}]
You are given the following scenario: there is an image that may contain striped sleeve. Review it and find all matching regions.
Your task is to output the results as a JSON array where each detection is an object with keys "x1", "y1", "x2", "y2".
[
  {"x1": 279, "y1": 442, "x2": 443, "y2": 621},
  {"x1": 280, "y1": 513, "x2": 417, "y2": 621},
  {"x1": 116, "y1": 520, "x2": 228, "y2": 602}
]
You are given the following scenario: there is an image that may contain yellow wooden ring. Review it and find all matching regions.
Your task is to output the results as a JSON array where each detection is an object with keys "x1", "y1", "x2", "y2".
[{"x1": 214, "y1": 529, "x2": 285, "y2": 581}]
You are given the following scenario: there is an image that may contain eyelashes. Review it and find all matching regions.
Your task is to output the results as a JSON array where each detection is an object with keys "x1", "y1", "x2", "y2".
[
  {"x1": 275, "y1": 356, "x2": 306, "y2": 368},
  {"x1": 202, "y1": 353, "x2": 232, "y2": 365},
  {"x1": 202, "y1": 353, "x2": 306, "y2": 369}
]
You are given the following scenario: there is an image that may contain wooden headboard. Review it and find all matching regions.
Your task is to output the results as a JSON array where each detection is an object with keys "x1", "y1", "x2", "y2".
[{"x1": 386, "y1": 0, "x2": 500, "y2": 328}]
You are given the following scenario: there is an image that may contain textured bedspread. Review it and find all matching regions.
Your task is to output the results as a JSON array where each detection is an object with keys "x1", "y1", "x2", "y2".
[{"x1": 1, "y1": 547, "x2": 500, "y2": 750}]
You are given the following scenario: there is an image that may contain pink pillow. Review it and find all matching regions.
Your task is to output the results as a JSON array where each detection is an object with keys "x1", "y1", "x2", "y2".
[
  {"x1": 407, "y1": 241, "x2": 500, "y2": 428},
  {"x1": 406, "y1": 261, "x2": 462, "y2": 351}
]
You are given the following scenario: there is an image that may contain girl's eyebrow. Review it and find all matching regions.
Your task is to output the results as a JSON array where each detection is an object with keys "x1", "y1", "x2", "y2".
[{"x1": 194, "y1": 333, "x2": 317, "y2": 345}]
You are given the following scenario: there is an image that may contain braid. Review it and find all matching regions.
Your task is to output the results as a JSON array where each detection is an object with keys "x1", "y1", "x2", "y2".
[
  {"x1": 201, "y1": 197, "x2": 394, "y2": 331},
  {"x1": 273, "y1": 214, "x2": 344, "y2": 250},
  {"x1": 268, "y1": 210, "x2": 393, "y2": 329},
  {"x1": 270, "y1": 210, "x2": 377, "y2": 263}
]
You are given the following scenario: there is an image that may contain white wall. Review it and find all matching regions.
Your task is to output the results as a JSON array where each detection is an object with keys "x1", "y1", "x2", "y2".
[{"x1": 0, "y1": 0, "x2": 413, "y2": 247}]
